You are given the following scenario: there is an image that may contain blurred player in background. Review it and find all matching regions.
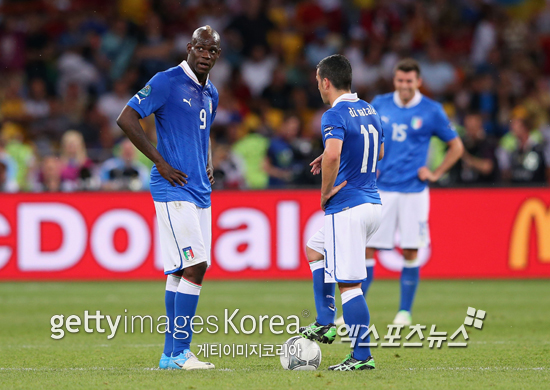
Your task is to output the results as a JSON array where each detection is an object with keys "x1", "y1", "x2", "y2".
[
  {"x1": 117, "y1": 26, "x2": 220, "y2": 370},
  {"x1": 300, "y1": 54, "x2": 384, "y2": 371},
  {"x1": 339, "y1": 58, "x2": 463, "y2": 327}
]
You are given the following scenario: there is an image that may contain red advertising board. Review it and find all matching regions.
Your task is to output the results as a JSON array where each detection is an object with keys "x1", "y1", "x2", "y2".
[{"x1": 0, "y1": 188, "x2": 549, "y2": 280}]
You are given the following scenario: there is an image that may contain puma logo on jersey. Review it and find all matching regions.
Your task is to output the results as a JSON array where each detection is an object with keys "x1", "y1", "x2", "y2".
[
  {"x1": 183, "y1": 98, "x2": 192, "y2": 107},
  {"x1": 135, "y1": 94, "x2": 146, "y2": 104},
  {"x1": 325, "y1": 131, "x2": 333, "y2": 138}
]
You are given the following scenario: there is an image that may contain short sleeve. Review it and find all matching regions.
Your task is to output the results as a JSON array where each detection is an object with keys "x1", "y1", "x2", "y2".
[
  {"x1": 432, "y1": 105, "x2": 458, "y2": 142},
  {"x1": 211, "y1": 88, "x2": 219, "y2": 123},
  {"x1": 127, "y1": 72, "x2": 170, "y2": 118},
  {"x1": 321, "y1": 110, "x2": 345, "y2": 144},
  {"x1": 370, "y1": 95, "x2": 381, "y2": 111}
]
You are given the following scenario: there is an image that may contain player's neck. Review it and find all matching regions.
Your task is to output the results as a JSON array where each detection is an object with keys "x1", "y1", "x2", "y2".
[{"x1": 328, "y1": 89, "x2": 352, "y2": 107}]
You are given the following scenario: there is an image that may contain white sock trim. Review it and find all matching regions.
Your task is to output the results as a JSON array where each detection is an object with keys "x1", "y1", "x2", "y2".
[
  {"x1": 166, "y1": 275, "x2": 180, "y2": 292},
  {"x1": 365, "y1": 258, "x2": 375, "y2": 267},
  {"x1": 341, "y1": 288, "x2": 363, "y2": 305},
  {"x1": 309, "y1": 259, "x2": 324, "y2": 272},
  {"x1": 177, "y1": 278, "x2": 202, "y2": 296},
  {"x1": 403, "y1": 258, "x2": 421, "y2": 268}
]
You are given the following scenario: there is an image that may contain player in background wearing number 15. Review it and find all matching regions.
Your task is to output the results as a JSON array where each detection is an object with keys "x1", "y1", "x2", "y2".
[{"x1": 117, "y1": 26, "x2": 221, "y2": 370}]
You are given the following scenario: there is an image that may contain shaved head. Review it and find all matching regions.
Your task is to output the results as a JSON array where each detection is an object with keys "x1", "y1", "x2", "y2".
[{"x1": 191, "y1": 25, "x2": 220, "y2": 47}]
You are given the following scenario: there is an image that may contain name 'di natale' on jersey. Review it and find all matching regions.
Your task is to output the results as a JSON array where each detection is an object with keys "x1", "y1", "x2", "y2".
[{"x1": 348, "y1": 106, "x2": 377, "y2": 118}]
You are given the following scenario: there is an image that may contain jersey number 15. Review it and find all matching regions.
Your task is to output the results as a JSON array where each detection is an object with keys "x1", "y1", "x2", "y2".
[{"x1": 361, "y1": 124, "x2": 379, "y2": 173}]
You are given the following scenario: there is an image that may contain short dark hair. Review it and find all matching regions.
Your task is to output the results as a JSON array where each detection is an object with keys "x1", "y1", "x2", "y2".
[
  {"x1": 317, "y1": 54, "x2": 352, "y2": 91},
  {"x1": 394, "y1": 58, "x2": 421, "y2": 77}
]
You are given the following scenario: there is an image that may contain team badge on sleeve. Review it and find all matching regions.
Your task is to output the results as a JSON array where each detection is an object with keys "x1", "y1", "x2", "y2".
[
  {"x1": 411, "y1": 116, "x2": 423, "y2": 130},
  {"x1": 182, "y1": 246, "x2": 195, "y2": 261},
  {"x1": 135, "y1": 85, "x2": 151, "y2": 104}
]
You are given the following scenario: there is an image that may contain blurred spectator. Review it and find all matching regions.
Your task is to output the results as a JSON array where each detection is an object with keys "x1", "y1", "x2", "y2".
[
  {"x1": 226, "y1": 0, "x2": 274, "y2": 56},
  {"x1": 0, "y1": 139, "x2": 18, "y2": 192},
  {"x1": 241, "y1": 45, "x2": 277, "y2": 96},
  {"x1": 496, "y1": 117, "x2": 547, "y2": 184},
  {"x1": 264, "y1": 115, "x2": 300, "y2": 188},
  {"x1": 452, "y1": 113, "x2": 499, "y2": 185},
  {"x1": 419, "y1": 42, "x2": 457, "y2": 97},
  {"x1": 1, "y1": 122, "x2": 35, "y2": 191},
  {"x1": 99, "y1": 19, "x2": 137, "y2": 81},
  {"x1": 34, "y1": 155, "x2": 64, "y2": 192},
  {"x1": 99, "y1": 139, "x2": 149, "y2": 191},
  {"x1": 59, "y1": 130, "x2": 98, "y2": 191},
  {"x1": 0, "y1": 74, "x2": 27, "y2": 122},
  {"x1": 232, "y1": 129, "x2": 269, "y2": 189},
  {"x1": 97, "y1": 79, "x2": 132, "y2": 142},
  {"x1": 212, "y1": 142, "x2": 246, "y2": 190},
  {"x1": 24, "y1": 78, "x2": 50, "y2": 120}
]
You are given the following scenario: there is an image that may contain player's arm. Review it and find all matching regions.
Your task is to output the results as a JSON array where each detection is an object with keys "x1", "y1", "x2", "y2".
[
  {"x1": 418, "y1": 137, "x2": 464, "y2": 182},
  {"x1": 320, "y1": 138, "x2": 347, "y2": 210},
  {"x1": 379, "y1": 142, "x2": 384, "y2": 161},
  {"x1": 207, "y1": 137, "x2": 214, "y2": 185},
  {"x1": 117, "y1": 105, "x2": 188, "y2": 187}
]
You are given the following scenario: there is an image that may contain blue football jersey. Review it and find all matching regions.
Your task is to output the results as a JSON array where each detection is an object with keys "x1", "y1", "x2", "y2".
[
  {"x1": 127, "y1": 61, "x2": 219, "y2": 207},
  {"x1": 322, "y1": 93, "x2": 384, "y2": 215},
  {"x1": 371, "y1": 91, "x2": 457, "y2": 193}
]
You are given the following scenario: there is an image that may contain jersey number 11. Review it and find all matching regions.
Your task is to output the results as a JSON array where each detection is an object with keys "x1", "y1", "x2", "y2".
[{"x1": 360, "y1": 124, "x2": 379, "y2": 173}]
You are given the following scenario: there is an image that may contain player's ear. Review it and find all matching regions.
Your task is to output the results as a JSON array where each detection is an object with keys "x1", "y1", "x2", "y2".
[
  {"x1": 323, "y1": 77, "x2": 330, "y2": 91},
  {"x1": 186, "y1": 42, "x2": 192, "y2": 55},
  {"x1": 416, "y1": 75, "x2": 422, "y2": 88}
]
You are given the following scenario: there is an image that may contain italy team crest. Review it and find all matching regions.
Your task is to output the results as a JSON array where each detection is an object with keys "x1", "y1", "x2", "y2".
[
  {"x1": 182, "y1": 246, "x2": 195, "y2": 261},
  {"x1": 411, "y1": 116, "x2": 423, "y2": 130}
]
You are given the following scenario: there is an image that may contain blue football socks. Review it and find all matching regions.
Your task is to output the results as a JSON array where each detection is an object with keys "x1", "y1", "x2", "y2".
[
  {"x1": 342, "y1": 288, "x2": 371, "y2": 360},
  {"x1": 361, "y1": 259, "x2": 375, "y2": 297},
  {"x1": 173, "y1": 278, "x2": 201, "y2": 356},
  {"x1": 163, "y1": 275, "x2": 179, "y2": 357},
  {"x1": 399, "y1": 260, "x2": 420, "y2": 312},
  {"x1": 310, "y1": 261, "x2": 336, "y2": 326}
]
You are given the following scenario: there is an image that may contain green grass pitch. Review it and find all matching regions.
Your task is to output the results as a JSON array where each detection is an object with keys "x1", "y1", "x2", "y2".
[{"x1": 0, "y1": 279, "x2": 549, "y2": 389}]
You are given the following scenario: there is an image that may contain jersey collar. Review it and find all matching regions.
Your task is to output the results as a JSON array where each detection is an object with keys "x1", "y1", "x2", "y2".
[
  {"x1": 332, "y1": 92, "x2": 359, "y2": 108},
  {"x1": 179, "y1": 60, "x2": 209, "y2": 87},
  {"x1": 393, "y1": 90, "x2": 422, "y2": 109}
]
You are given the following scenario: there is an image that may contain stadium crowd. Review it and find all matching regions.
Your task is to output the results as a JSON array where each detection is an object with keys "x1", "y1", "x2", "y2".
[{"x1": 1, "y1": 0, "x2": 550, "y2": 193}]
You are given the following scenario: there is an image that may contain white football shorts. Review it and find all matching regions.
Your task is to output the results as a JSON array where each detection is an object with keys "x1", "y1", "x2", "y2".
[
  {"x1": 154, "y1": 201, "x2": 211, "y2": 275},
  {"x1": 307, "y1": 203, "x2": 382, "y2": 283},
  {"x1": 367, "y1": 188, "x2": 430, "y2": 250}
]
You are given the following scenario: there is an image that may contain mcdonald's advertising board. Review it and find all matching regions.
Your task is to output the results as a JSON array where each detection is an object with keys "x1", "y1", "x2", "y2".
[{"x1": 0, "y1": 188, "x2": 548, "y2": 280}]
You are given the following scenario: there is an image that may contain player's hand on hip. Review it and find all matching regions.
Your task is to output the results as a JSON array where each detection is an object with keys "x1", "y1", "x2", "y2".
[
  {"x1": 206, "y1": 166, "x2": 215, "y2": 185},
  {"x1": 320, "y1": 180, "x2": 347, "y2": 211},
  {"x1": 157, "y1": 161, "x2": 188, "y2": 187},
  {"x1": 310, "y1": 154, "x2": 323, "y2": 175},
  {"x1": 417, "y1": 166, "x2": 438, "y2": 182}
]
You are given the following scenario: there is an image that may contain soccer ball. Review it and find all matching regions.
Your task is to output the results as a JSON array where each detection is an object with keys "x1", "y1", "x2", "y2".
[{"x1": 280, "y1": 336, "x2": 321, "y2": 371}]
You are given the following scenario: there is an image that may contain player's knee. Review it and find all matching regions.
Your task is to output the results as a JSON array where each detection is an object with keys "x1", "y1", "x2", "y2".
[
  {"x1": 183, "y1": 261, "x2": 208, "y2": 285},
  {"x1": 306, "y1": 246, "x2": 323, "y2": 262},
  {"x1": 402, "y1": 249, "x2": 418, "y2": 261},
  {"x1": 365, "y1": 247, "x2": 376, "y2": 259}
]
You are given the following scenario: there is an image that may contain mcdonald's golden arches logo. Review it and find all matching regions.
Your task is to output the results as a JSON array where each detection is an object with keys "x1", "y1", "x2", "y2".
[{"x1": 509, "y1": 198, "x2": 550, "y2": 270}]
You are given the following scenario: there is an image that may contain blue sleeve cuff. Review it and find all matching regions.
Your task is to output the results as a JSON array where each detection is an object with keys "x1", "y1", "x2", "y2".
[{"x1": 127, "y1": 101, "x2": 146, "y2": 119}]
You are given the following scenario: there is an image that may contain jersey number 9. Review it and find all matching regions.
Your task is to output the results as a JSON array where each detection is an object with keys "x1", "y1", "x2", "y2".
[{"x1": 200, "y1": 109, "x2": 207, "y2": 129}]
